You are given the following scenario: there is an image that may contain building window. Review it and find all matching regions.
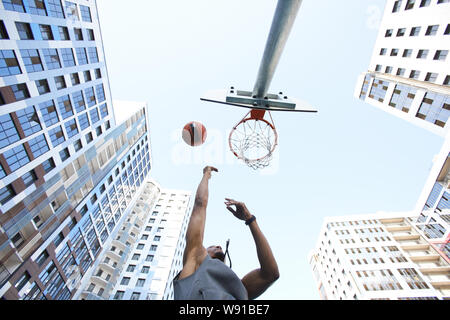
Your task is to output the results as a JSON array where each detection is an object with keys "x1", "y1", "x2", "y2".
[
  {"x1": 16, "y1": 106, "x2": 41, "y2": 137},
  {"x1": 78, "y1": 112, "x2": 90, "y2": 130},
  {"x1": 444, "y1": 75, "x2": 450, "y2": 86},
  {"x1": 416, "y1": 49, "x2": 429, "y2": 59},
  {"x1": 85, "y1": 87, "x2": 96, "y2": 107},
  {"x1": 64, "y1": 119, "x2": 78, "y2": 138},
  {"x1": 375, "y1": 64, "x2": 382, "y2": 72},
  {"x1": 130, "y1": 292, "x2": 140, "y2": 300},
  {"x1": 96, "y1": 84, "x2": 105, "y2": 102},
  {"x1": 74, "y1": 139, "x2": 82, "y2": 151},
  {"x1": 39, "y1": 100, "x2": 59, "y2": 126},
  {"x1": 405, "y1": 0, "x2": 415, "y2": 10},
  {"x1": 113, "y1": 291, "x2": 124, "y2": 300},
  {"x1": 58, "y1": 26, "x2": 70, "y2": 40},
  {"x1": 368, "y1": 78, "x2": 390, "y2": 103},
  {"x1": 154, "y1": 235, "x2": 161, "y2": 242},
  {"x1": 36, "y1": 250, "x2": 49, "y2": 266},
  {"x1": 59, "y1": 147, "x2": 70, "y2": 161},
  {"x1": 409, "y1": 70, "x2": 420, "y2": 80},
  {"x1": 150, "y1": 245, "x2": 157, "y2": 251},
  {"x1": 396, "y1": 28, "x2": 406, "y2": 37},
  {"x1": 42, "y1": 157, "x2": 55, "y2": 173},
  {"x1": 146, "y1": 255, "x2": 154, "y2": 262},
  {"x1": 28, "y1": 134, "x2": 49, "y2": 158},
  {"x1": 3, "y1": 0, "x2": 25, "y2": 12},
  {"x1": 0, "y1": 184, "x2": 16, "y2": 205},
  {"x1": 71, "y1": 72, "x2": 80, "y2": 85},
  {"x1": 20, "y1": 49, "x2": 43, "y2": 73},
  {"x1": 85, "y1": 132, "x2": 93, "y2": 143},
  {"x1": 419, "y1": 0, "x2": 431, "y2": 7},
  {"x1": 42, "y1": 49, "x2": 61, "y2": 70},
  {"x1": 0, "y1": 114, "x2": 20, "y2": 148},
  {"x1": 100, "y1": 104, "x2": 108, "y2": 118},
  {"x1": 39, "y1": 24, "x2": 53, "y2": 40},
  {"x1": 80, "y1": 5, "x2": 92, "y2": 22},
  {"x1": 0, "y1": 20, "x2": 9, "y2": 39},
  {"x1": 15, "y1": 271, "x2": 31, "y2": 291},
  {"x1": 390, "y1": 49, "x2": 398, "y2": 57},
  {"x1": 90, "y1": 108, "x2": 100, "y2": 124},
  {"x1": 131, "y1": 254, "x2": 140, "y2": 260},
  {"x1": 410, "y1": 26, "x2": 421, "y2": 36},
  {"x1": 4, "y1": 144, "x2": 30, "y2": 172},
  {"x1": 126, "y1": 265, "x2": 136, "y2": 272},
  {"x1": 60, "y1": 48, "x2": 76, "y2": 67},
  {"x1": 433, "y1": 50, "x2": 448, "y2": 61},
  {"x1": 136, "y1": 279, "x2": 145, "y2": 287},
  {"x1": 84, "y1": 70, "x2": 92, "y2": 82},
  {"x1": 74, "y1": 28, "x2": 83, "y2": 41},
  {"x1": 72, "y1": 90, "x2": 86, "y2": 113},
  {"x1": 87, "y1": 29, "x2": 95, "y2": 41},
  {"x1": 35, "y1": 79, "x2": 50, "y2": 95},
  {"x1": 445, "y1": 24, "x2": 450, "y2": 35},
  {"x1": 416, "y1": 92, "x2": 450, "y2": 127},
  {"x1": 385, "y1": 66, "x2": 393, "y2": 74},
  {"x1": 75, "y1": 48, "x2": 88, "y2": 65},
  {"x1": 398, "y1": 268, "x2": 429, "y2": 289},
  {"x1": 141, "y1": 266, "x2": 150, "y2": 274},
  {"x1": 0, "y1": 50, "x2": 21, "y2": 76},
  {"x1": 396, "y1": 68, "x2": 405, "y2": 76},
  {"x1": 49, "y1": 126, "x2": 65, "y2": 147},
  {"x1": 57, "y1": 95, "x2": 73, "y2": 119},
  {"x1": 385, "y1": 29, "x2": 393, "y2": 37},
  {"x1": 425, "y1": 72, "x2": 438, "y2": 83},
  {"x1": 87, "y1": 47, "x2": 99, "y2": 63},
  {"x1": 120, "y1": 277, "x2": 130, "y2": 285},
  {"x1": 47, "y1": 0, "x2": 64, "y2": 18},
  {"x1": 392, "y1": 0, "x2": 402, "y2": 12},
  {"x1": 425, "y1": 25, "x2": 439, "y2": 36},
  {"x1": 65, "y1": 1, "x2": 79, "y2": 20},
  {"x1": 54, "y1": 75, "x2": 66, "y2": 90},
  {"x1": 389, "y1": 84, "x2": 417, "y2": 113},
  {"x1": 402, "y1": 49, "x2": 412, "y2": 58}
]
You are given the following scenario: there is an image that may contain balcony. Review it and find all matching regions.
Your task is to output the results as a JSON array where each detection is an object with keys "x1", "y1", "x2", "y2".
[
  {"x1": 99, "y1": 262, "x2": 116, "y2": 273},
  {"x1": 430, "y1": 281, "x2": 450, "y2": 289},
  {"x1": 385, "y1": 226, "x2": 411, "y2": 233},
  {"x1": 410, "y1": 255, "x2": 442, "y2": 263},
  {"x1": 420, "y1": 266, "x2": 450, "y2": 275},
  {"x1": 401, "y1": 244, "x2": 430, "y2": 251},
  {"x1": 91, "y1": 275, "x2": 108, "y2": 287},
  {"x1": 393, "y1": 234, "x2": 421, "y2": 241}
]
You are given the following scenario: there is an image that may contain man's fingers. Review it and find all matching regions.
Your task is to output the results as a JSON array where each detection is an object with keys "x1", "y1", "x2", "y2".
[{"x1": 226, "y1": 206, "x2": 236, "y2": 214}]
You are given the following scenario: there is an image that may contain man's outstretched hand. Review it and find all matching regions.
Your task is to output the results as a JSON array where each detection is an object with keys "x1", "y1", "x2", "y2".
[
  {"x1": 203, "y1": 166, "x2": 218, "y2": 179},
  {"x1": 225, "y1": 198, "x2": 252, "y2": 221}
]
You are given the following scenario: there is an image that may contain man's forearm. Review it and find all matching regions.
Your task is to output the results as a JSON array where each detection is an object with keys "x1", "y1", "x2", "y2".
[
  {"x1": 194, "y1": 174, "x2": 210, "y2": 207},
  {"x1": 248, "y1": 220, "x2": 279, "y2": 280}
]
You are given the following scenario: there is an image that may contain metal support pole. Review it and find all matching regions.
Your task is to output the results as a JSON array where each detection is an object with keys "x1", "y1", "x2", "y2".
[{"x1": 252, "y1": 0, "x2": 302, "y2": 99}]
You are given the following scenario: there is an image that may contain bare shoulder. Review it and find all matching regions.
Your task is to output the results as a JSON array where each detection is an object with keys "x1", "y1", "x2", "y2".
[{"x1": 179, "y1": 247, "x2": 207, "y2": 280}]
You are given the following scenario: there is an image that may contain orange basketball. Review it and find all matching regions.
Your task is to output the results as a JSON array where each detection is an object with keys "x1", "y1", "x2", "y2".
[{"x1": 182, "y1": 121, "x2": 207, "y2": 146}]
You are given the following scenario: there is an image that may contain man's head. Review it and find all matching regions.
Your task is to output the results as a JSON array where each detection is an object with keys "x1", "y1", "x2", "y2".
[{"x1": 207, "y1": 245, "x2": 225, "y2": 262}]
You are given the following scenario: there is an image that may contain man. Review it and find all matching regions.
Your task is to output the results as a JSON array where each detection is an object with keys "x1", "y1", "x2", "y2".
[{"x1": 173, "y1": 166, "x2": 279, "y2": 300}]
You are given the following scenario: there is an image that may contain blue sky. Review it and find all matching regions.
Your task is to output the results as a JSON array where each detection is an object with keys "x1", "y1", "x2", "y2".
[{"x1": 96, "y1": 0, "x2": 443, "y2": 299}]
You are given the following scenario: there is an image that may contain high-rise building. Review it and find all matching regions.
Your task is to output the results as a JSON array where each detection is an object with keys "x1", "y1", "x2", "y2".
[
  {"x1": 353, "y1": 0, "x2": 450, "y2": 272},
  {"x1": 75, "y1": 179, "x2": 192, "y2": 301},
  {"x1": 0, "y1": 1, "x2": 153, "y2": 300},
  {"x1": 309, "y1": 212, "x2": 450, "y2": 300},
  {"x1": 354, "y1": 0, "x2": 450, "y2": 136}
]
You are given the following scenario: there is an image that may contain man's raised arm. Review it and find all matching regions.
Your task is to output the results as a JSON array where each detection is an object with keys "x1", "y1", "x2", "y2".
[
  {"x1": 179, "y1": 166, "x2": 218, "y2": 279},
  {"x1": 225, "y1": 198, "x2": 279, "y2": 300}
]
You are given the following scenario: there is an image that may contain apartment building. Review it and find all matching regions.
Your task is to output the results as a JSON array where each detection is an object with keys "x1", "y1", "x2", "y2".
[
  {"x1": 74, "y1": 180, "x2": 192, "y2": 300},
  {"x1": 309, "y1": 212, "x2": 450, "y2": 300},
  {"x1": 354, "y1": 0, "x2": 450, "y2": 136},
  {"x1": 0, "y1": 0, "x2": 154, "y2": 299}
]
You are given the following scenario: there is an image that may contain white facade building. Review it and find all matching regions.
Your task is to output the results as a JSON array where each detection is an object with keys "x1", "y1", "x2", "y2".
[
  {"x1": 309, "y1": 212, "x2": 450, "y2": 300},
  {"x1": 76, "y1": 179, "x2": 192, "y2": 300},
  {"x1": 354, "y1": 0, "x2": 450, "y2": 136}
]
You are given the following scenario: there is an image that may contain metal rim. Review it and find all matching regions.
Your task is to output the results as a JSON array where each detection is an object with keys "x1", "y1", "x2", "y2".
[{"x1": 228, "y1": 115, "x2": 278, "y2": 163}]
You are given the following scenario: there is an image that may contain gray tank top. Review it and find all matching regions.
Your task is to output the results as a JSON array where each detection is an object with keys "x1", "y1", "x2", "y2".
[{"x1": 173, "y1": 255, "x2": 248, "y2": 300}]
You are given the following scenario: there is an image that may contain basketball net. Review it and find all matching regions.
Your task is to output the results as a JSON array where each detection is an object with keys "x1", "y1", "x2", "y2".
[{"x1": 229, "y1": 110, "x2": 278, "y2": 170}]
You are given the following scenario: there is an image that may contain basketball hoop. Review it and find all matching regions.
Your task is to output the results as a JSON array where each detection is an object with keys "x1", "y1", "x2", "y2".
[{"x1": 229, "y1": 109, "x2": 278, "y2": 170}]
